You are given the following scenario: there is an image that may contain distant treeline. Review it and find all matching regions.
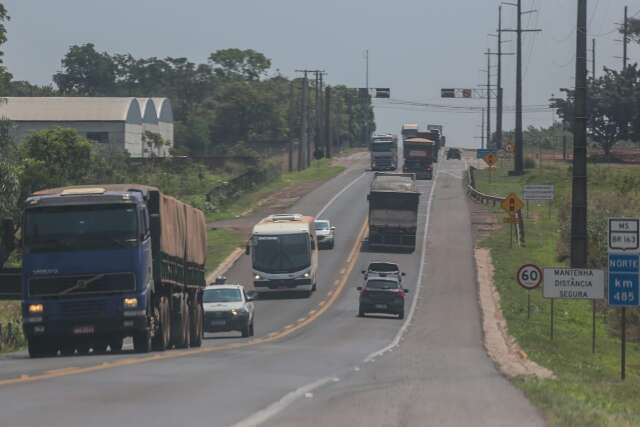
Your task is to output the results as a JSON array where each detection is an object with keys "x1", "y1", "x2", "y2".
[{"x1": 2, "y1": 44, "x2": 376, "y2": 156}]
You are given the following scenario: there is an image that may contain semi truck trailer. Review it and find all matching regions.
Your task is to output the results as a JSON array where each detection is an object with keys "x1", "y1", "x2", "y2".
[
  {"x1": 367, "y1": 173, "x2": 420, "y2": 252},
  {"x1": 403, "y1": 137, "x2": 435, "y2": 180},
  {"x1": 1, "y1": 184, "x2": 207, "y2": 357}
]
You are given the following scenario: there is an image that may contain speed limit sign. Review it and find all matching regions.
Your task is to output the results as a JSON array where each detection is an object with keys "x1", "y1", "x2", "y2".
[{"x1": 517, "y1": 264, "x2": 542, "y2": 290}]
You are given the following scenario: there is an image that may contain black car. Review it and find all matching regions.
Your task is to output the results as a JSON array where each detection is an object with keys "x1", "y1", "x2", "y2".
[
  {"x1": 447, "y1": 148, "x2": 461, "y2": 160},
  {"x1": 357, "y1": 273, "x2": 409, "y2": 319}
]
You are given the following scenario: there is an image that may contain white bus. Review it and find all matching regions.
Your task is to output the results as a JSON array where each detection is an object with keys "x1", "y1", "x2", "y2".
[{"x1": 246, "y1": 214, "x2": 318, "y2": 295}]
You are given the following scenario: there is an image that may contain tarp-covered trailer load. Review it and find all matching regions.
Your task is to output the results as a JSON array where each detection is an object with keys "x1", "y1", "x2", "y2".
[
  {"x1": 403, "y1": 137, "x2": 435, "y2": 180},
  {"x1": 4, "y1": 183, "x2": 207, "y2": 357},
  {"x1": 367, "y1": 173, "x2": 420, "y2": 252}
]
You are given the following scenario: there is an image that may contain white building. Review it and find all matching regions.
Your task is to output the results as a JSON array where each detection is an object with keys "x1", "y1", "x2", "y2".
[
  {"x1": 0, "y1": 97, "x2": 174, "y2": 158},
  {"x1": 152, "y1": 97, "x2": 174, "y2": 156}
]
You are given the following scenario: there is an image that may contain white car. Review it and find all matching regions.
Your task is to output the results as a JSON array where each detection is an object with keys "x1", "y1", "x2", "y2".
[
  {"x1": 314, "y1": 220, "x2": 336, "y2": 249},
  {"x1": 203, "y1": 284, "x2": 256, "y2": 337}
]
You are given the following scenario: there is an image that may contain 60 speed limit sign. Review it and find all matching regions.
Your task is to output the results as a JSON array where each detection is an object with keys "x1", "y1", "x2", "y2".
[{"x1": 517, "y1": 264, "x2": 542, "y2": 290}]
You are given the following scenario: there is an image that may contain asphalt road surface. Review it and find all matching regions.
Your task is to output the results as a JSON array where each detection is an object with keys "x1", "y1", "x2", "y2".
[{"x1": 0, "y1": 153, "x2": 545, "y2": 427}]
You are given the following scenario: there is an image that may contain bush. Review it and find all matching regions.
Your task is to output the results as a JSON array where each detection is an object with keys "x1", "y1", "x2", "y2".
[{"x1": 524, "y1": 157, "x2": 537, "y2": 169}]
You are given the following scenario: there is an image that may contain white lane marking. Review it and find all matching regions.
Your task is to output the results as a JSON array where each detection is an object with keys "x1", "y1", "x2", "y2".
[
  {"x1": 315, "y1": 172, "x2": 367, "y2": 217},
  {"x1": 229, "y1": 377, "x2": 337, "y2": 427},
  {"x1": 364, "y1": 169, "x2": 438, "y2": 363}
]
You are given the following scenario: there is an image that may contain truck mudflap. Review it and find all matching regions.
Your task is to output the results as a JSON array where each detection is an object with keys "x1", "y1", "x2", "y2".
[{"x1": 367, "y1": 229, "x2": 416, "y2": 252}]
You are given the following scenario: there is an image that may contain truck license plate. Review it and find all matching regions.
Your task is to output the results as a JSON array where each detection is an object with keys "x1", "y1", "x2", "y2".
[{"x1": 73, "y1": 325, "x2": 95, "y2": 335}]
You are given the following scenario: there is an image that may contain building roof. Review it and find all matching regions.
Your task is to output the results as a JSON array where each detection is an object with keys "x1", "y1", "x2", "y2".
[
  {"x1": 0, "y1": 97, "x2": 143, "y2": 123},
  {"x1": 137, "y1": 98, "x2": 159, "y2": 125},
  {"x1": 152, "y1": 97, "x2": 174, "y2": 123}
]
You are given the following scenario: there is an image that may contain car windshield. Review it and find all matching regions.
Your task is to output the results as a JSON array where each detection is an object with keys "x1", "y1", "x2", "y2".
[
  {"x1": 253, "y1": 234, "x2": 310, "y2": 273},
  {"x1": 314, "y1": 221, "x2": 330, "y2": 230},
  {"x1": 203, "y1": 288, "x2": 243, "y2": 303},
  {"x1": 366, "y1": 280, "x2": 399, "y2": 290},
  {"x1": 24, "y1": 204, "x2": 138, "y2": 252}
]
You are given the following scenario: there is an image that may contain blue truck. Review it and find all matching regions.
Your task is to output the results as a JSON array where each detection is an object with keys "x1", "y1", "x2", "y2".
[{"x1": 0, "y1": 184, "x2": 207, "y2": 357}]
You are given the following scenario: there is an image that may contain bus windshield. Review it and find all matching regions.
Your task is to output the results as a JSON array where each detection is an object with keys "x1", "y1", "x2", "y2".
[
  {"x1": 24, "y1": 204, "x2": 139, "y2": 252},
  {"x1": 252, "y1": 234, "x2": 310, "y2": 274}
]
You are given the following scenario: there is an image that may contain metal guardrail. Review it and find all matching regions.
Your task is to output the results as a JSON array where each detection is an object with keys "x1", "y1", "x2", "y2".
[{"x1": 465, "y1": 166, "x2": 525, "y2": 246}]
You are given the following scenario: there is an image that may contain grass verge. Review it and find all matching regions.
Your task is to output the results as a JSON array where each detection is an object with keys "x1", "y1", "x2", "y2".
[
  {"x1": 475, "y1": 161, "x2": 640, "y2": 427},
  {"x1": 206, "y1": 228, "x2": 245, "y2": 274},
  {"x1": 207, "y1": 158, "x2": 345, "y2": 222}
]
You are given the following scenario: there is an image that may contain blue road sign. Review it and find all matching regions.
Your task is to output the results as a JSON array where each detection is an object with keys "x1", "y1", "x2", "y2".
[
  {"x1": 476, "y1": 149, "x2": 496, "y2": 159},
  {"x1": 609, "y1": 253, "x2": 640, "y2": 307}
]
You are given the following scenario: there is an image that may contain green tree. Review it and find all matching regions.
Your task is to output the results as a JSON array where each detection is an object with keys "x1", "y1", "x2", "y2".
[
  {"x1": 53, "y1": 43, "x2": 116, "y2": 95},
  {"x1": 19, "y1": 128, "x2": 94, "y2": 193},
  {"x1": 209, "y1": 49, "x2": 271, "y2": 80},
  {"x1": 551, "y1": 66, "x2": 638, "y2": 156}
]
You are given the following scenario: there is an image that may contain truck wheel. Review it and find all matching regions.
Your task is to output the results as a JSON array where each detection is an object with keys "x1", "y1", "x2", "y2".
[
  {"x1": 176, "y1": 299, "x2": 191, "y2": 349},
  {"x1": 152, "y1": 297, "x2": 170, "y2": 351},
  {"x1": 27, "y1": 338, "x2": 56, "y2": 358},
  {"x1": 133, "y1": 330, "x2": 152, "y2": 353},
  {"x1": 249, "y1": 320, "x2": 255, "y2": 337},
  {"x1": 358, "y1": 307, "x2": 366, "y2": 317},
  {"x1": 76, "y1": 343, "x2": 90, "y2": 355},
  {"x1": 190, "y1": 303, "x2": 203, "y2": 348},
  {"x1": 60, "y1": 343, "x2": 75, "y2": 356},
  {"x1": 398, "y1": 310, "x2": 405, "y2": 320}
]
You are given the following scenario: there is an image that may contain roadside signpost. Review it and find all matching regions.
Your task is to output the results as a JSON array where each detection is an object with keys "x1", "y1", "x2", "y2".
[
  {"x1": 501, "y1": 193, "x2": 524, "y2": 248},
  {"x1": 608, "y1": 218, "x2": 640, "y2": 380},
  {"x1": 543, "y1": 268, "x2": 604, "y2": 300},
  {"x1": 543, "y1": 267, "x2": 605, "y2": 345},
  {"x1": 517, "y1": 264, "x2": 543, "y2": 319},
  {"x1": 483, "y1": 153, "x2": 497, "y2": 167},
  {"x1": 504, "y1": 142, "x2": 515, "y2": 154},
  {"x1": 523, "y1": 184, "x2": 555, "y2": 219}
]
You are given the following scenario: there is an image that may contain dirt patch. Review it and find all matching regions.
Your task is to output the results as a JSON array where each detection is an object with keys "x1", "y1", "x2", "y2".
[{"x1": 475, "y1": 246, "x2": 555, "y2": 379}]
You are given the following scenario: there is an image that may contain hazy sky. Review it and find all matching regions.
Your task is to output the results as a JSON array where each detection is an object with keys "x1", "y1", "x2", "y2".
[{"x1": 4, "y1": 0, "x2": 640, "y2": 148}]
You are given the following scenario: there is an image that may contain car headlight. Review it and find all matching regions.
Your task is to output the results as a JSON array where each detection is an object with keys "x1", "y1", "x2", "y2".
[
  {"x1": 304, "y1": 272, "x2": 310, "y2": 278},
  {"x1": 254, "y1": 274, "x2": 261, "y2": 280},
  {"x1": 28, "y1": 303, "x2": 44, "y2": 314},
  {"x1": 123, "y1": 297, "x2": 138, "y2": 309},
  {"x1": 231, "y1": 308, "x2": 247, "y2": 316}
]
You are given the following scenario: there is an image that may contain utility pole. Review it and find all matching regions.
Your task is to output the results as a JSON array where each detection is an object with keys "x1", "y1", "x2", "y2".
[
  {"x1": 486, "y1": 49, "x2": 492, "y2": 146},
  {"x1": 364, "y1": 49, "x2": 370, "y2": 147},
  {"x1": 624, "y1": 6, "x2": 629, "y2": 69},
  {"x1": 481, "y1": 108, "x2": 486, "y2": 149},
  {"x1": 296, "y1": 69, "x2": 324, "y2": 168},
  {"x1": 571, "y1": 0, "x2": 588, "y2": 269},
  {"x1": 591, "y1": 38, "x2": 596, "y2": 80},
  {"x1": 490, "y1": 7, "x2": 514, "y2": 150},
  {"x1": 325, "y1": 86, "x2": 332, "y2": 158},
  {"x1": 502, "y1": 0, "x2": 542, "y2": 175}
]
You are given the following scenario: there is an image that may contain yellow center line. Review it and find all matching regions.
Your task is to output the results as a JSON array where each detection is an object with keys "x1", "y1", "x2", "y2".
[{"x1": 0, "y1": 218, "x2": 369, "y2": 388}]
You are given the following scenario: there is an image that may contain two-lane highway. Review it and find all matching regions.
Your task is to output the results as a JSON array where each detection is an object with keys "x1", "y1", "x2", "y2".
[{"x1": 0, "y1": 153, "x2": 438, "y2": 427}]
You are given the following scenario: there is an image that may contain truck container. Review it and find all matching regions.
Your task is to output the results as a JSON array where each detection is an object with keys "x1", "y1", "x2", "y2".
[
  {"x1": 369, "y1": 133, "x2": 398, "y2": 171},
  {"x1": 0, "y1": 184, "x2": 207, "y2": 357},
  {"x1": 403, "y1": 137, "x2": 435, "y2": 179},
  {"x1": 367, "y1": 173, "x2": 420, "y2": 252}
]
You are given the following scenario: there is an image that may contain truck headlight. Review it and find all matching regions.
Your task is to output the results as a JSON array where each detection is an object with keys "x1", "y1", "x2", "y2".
[
  {"x1": 28, "y1": 304, "x2": 44, "y2": 314},
  {"x1": 254, "y1": 274, "x2": 261, "y2": 280},
  {"x1": 123, "y1": 297, "x2": 138, "y2": 309},
  {"x1": 303, "y1": 273, "x2": 310, "y2": 278}
]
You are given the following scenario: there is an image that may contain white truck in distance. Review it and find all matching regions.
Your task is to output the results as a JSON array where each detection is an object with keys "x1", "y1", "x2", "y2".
[{"x1": 246, "y1": 214, "x2": 319, "y2": 295}]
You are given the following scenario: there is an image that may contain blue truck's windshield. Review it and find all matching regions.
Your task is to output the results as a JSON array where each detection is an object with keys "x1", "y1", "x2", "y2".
[
  {"x1": 24, "y1": 204, "x2": 139, "y2": 252},
  {"x1": 252, "y1": 234, "x2": 310, "y2": 274}
]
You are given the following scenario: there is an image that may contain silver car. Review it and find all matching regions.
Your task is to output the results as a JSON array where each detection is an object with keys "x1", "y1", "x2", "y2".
[
  {"x1": 314, "y1": 220, "x2": 336, "y2": 249},
  {"x1": 203, "y1": 284, "x2": 256, "y2": 337}
]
